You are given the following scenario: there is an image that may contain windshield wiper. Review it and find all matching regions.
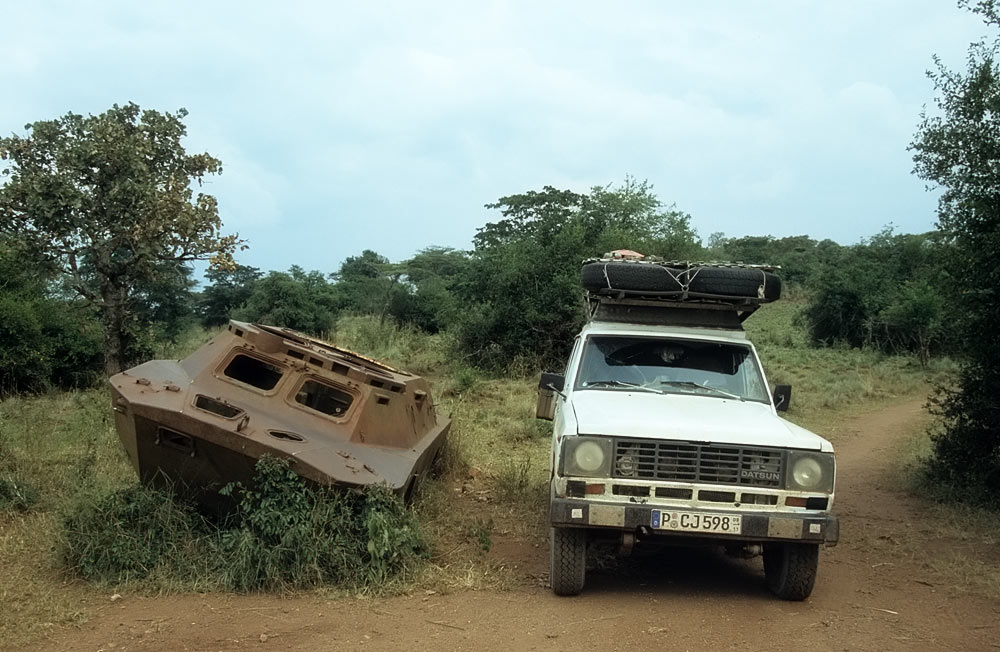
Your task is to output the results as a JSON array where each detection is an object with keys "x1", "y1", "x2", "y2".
[
  {"x1": 657, "y1": 381, "x2": 744, "y2": 401},
  {"x1": 583, "y1": 380, "x2": 662, "y2": 394}
]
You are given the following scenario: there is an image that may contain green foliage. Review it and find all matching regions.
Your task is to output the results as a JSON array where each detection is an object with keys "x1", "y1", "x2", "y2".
[
  {"x1": 332, "y1": 249, "x2": 399, "y2": 318},
  {"x1": 800, "y1": 229, "x2": 952, "y2": 362},
  {"x1": 388, "y1": 247, "x2": 470, "y2": 332},
  {"x1": 218, "y1": 460, "x2": 427, "y2": 590},
  {"x1": 59, "y1": 483, "x2": 206, "y2": 583},
  {"x1": 0, "y1": 241, "x2": 103, "y2": 394},
  {"x1": 910, "y1": 1, "x2": 1000, "y2": 506},
  {"x1": 58, "y1": 457, "x2": 426, "y2": 591},
  {"x1": 708, "y1": 234, "x2": 843, "y2": 287},
  {"x1": 454, "y1": 178, "x2": 704, "y2": 372},
  {"x1": 235, "y1": 266, "x2": 337, "y2": 334},
  {"x1": 198, "y1": 264, "x2": 261, "y2": 327},
  {"x1": 130, "y1": 261, "x2": 198, "y2": 344},
  {"x1": 0, "y1": 102, "x2": 242, "y2": 375}
]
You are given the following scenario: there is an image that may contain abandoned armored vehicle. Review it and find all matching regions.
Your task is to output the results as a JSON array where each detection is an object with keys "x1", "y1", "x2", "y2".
[{"x1": 110, "y1": 321, "x2": 449, "y2": 504}]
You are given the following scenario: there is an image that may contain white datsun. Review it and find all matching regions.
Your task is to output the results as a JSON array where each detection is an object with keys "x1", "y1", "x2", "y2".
[{"x1": 540, "y1": 318, "x2": 839, "y2": 601}]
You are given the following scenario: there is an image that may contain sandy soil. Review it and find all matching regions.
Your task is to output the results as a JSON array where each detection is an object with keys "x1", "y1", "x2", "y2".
[{"x1": 27, "y1": 400, "x2": 1000, "y2": 652}]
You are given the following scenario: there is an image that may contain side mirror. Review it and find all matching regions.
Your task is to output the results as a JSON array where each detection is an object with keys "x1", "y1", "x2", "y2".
[
  {"x1": 536, "y1": 372, "x2": 566, "y2": 421},
  {"x1": 539, "y1": 372, "x2": 565, "y2": 392},
  {"x1": 773, "y1": 384, "x2": 791, "y2": 412}
]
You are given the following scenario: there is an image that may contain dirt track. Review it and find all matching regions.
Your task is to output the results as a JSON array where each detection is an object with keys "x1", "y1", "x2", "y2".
[{"x1": 29, "y1": 400, "x2": 1000, "y2": 652}]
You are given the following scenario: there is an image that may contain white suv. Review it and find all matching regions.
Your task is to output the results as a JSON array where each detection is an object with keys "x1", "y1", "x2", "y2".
[{"x1": 537, "y1": 260, "x2": 839, "y2": 600}]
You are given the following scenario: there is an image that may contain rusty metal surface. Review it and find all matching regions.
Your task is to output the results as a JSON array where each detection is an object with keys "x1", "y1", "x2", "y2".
[{"x1": 109, "y1": 321, "x2": 449, "y2": 500}]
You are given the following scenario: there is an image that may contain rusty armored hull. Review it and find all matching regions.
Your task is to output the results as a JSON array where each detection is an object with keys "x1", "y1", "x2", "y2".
[{"x1": 109, "y1": 321, "x2": 449, "y2": 501}]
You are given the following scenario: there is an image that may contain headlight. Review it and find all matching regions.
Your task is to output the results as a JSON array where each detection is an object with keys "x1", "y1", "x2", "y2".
[
  {"x1": 561, "y1": 437, "x2": 612, "y2": 477},
  {"x1": 785, "y1": 450, "x2": 835, "y2": 493}
]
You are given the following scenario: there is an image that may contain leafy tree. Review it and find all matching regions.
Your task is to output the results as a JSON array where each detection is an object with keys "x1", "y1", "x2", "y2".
[
  {"x1": 199, "y1": 264, "x2": 262, "y2": 328},
  {"x1": 234, "y1": 267, "x2": 337, "y2": 334},
  {"x1": 331, "y1": 250, "x2": 400, "y2": 320},
  {"x1": 910, "y1": 0, "x2": 1000, "y2": 502},
  {"x1": 0, "y1": 103, "x2": 242, "y2": 375},
  {"x1": 389, "y1": 247, "x2": 470, "y2": 332},
  {"x1": 0, "y1": 238, "x2": 102, "y2": 393},
  {"x1": 455, "y1": 179, "x2": 703, "y2": 372},
  {"x1": 801, "y1": 228, "x2": 951, "y2": 357}
]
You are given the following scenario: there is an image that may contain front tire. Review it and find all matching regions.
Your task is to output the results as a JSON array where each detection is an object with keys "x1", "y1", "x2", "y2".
[
  {"x1": 763, "y1": 542, "x2": 819, "y2": 600},
  {"x1": 550, "y1": 527, "x2": 586, "y2": 596}
]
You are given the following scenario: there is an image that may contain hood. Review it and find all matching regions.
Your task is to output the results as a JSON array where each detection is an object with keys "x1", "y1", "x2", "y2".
[{"x1": 569, "y1": 389, "x2": 832, "y2": 452}]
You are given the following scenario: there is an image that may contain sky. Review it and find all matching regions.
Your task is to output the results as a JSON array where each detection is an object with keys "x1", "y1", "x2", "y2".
[{"x1": 1, "y1": 1, "x2": 992, "y2": 276}]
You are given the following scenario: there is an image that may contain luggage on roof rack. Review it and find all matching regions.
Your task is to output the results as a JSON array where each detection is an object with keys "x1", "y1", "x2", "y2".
[{"x1": 581, "y1": 259, "x2": 781, "y2": 304}]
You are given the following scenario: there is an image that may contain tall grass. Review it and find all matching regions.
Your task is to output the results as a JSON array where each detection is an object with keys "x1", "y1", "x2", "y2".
[
  {"x1": 745, "y1": 301, "x2": 955, "y2": 429},
  {"x1": 58, "y1": 458, "x2": 426, "y2": 592}
]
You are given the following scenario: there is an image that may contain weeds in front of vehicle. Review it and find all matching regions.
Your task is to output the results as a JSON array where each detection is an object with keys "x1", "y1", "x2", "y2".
[{"x1": 58, "y1": 457, "x2": 427, "y2": 592}]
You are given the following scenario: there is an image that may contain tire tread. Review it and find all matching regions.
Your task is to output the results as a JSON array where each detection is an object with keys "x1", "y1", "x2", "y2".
[
  {"x1": 550, "y1": 527, "x2": 586, "y2": 596},
  {"x1": 763, "y1": 542, "x2": 818, "y2": 601}
]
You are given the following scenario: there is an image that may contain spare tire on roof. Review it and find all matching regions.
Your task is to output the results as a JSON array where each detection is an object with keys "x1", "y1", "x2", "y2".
[{"x1": 581, "y1": 261, "x2": 781, "y2": 302}]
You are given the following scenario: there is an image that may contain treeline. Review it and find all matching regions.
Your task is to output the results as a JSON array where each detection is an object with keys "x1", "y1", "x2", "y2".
[{"x1": 0, "y1": 178, "x2": 957, "y2": 395}]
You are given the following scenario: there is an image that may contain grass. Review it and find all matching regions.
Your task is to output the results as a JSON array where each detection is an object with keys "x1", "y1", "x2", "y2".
[
  {"x1": 872, "y1": 414, "x2": 1000, "y2": 598},
  {"x1": 0, "y1": 309, "x2": 991, "y2": 647},
  {"x1": 745, "y1": 301, "x2": 957, "y2": 432}
]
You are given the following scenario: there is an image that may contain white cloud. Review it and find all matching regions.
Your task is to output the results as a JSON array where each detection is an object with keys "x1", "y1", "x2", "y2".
[{"x1": 1, "y1": 0, "x2": 991, "y2": 270}]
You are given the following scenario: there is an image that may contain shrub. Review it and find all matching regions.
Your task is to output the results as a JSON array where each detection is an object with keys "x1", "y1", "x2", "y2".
[
  {"x1": 217, "y1": 457, "x2": 426, "y2": 591},
  {"x1": 57, "y1": 457, "x2": 427, "y2": 591},
  {"x1": 59, "y1": 483, "x2": 205, "y2": 583}
]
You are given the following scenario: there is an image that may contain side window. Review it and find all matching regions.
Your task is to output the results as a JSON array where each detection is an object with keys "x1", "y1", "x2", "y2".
[
  {"x1": 223, "y1": 354, "x2": 283, "y2": 390},
  {"x1": 295, "y1": 379, "x2": 354, "y2": 417}
]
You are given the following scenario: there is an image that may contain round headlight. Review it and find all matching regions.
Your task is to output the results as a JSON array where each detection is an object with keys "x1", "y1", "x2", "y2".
[
  {"x1": 792, "y1": 457, "x2": 823, "y2": 489},
  {"x1": 573, "y1": 441, "x2": 606, "y2": 473}
]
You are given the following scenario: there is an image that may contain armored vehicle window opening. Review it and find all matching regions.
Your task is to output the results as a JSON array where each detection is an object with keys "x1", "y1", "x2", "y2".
[
  {"x1": 194, "y1": 395, "x2": 244, "y2": 419},
  {"x1": 222, "y1": 354, "x2": 285, "y2": 391},
  {"x1": 293, "y1": 378, "x2": 355, "y2": 418},
  {"x1": 574, "y1": 335, "x2": 769, "y2": 403}
]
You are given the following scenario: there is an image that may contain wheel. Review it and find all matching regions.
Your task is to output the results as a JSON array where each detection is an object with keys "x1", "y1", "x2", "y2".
[
  {"x1": 581, "y1": 261, "x2": 685, "y2": 293},
  {"x1": 763, "y1": 542, "x2": 819, "y2": 600},
  {"x1": 550, "y1": 527, "x2": 587, "y2": 596},
  {"x1": 688, "y1": 267, "x2": 781, "y2": 301},
  {"x1": 581, "y1": 262, "x2": 781, "y2": 301}
]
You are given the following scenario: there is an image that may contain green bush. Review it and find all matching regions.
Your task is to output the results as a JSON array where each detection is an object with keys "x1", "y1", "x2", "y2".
[
  {"x1": 217, "y1": 457, "x2": 426, "y2": 591},
  {"x1": 59, "y1": 483, "x2": 205, "y2": 583},
  {"x1": 0, "y1": 295, "x2": 103, "y2": 395},
  {"x1": 235, "y1": 267, "x2": 337, "y2": 334},
  {"x1": 57, "y1": 457, "x2": 427, "y2": 591}
]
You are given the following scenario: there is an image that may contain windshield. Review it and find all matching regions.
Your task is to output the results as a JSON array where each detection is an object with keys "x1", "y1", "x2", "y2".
[{"x1": 574, "y1": 335, "x2": 769, "y2": 403}]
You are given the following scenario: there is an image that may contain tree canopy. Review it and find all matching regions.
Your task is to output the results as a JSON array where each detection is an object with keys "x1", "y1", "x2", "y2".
[
  {"x1": 454, "y1": 178, "x2": 704, "y2": 372},
  {"x1": 0, "y1": 102, "x2": 242, "y2": 374}
]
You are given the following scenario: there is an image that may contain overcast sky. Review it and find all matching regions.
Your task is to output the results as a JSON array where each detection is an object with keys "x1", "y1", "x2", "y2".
[{"x1": 2, "y1": 1, "x2": 991, "y2": 274}]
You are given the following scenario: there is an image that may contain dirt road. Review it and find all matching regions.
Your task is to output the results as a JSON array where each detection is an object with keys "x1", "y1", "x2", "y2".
[{"x1": 29, "y1": 400, "x2": 1000, "y2": 652}]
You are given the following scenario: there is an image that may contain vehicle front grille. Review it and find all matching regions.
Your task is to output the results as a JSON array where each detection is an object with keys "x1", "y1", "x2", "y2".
[{"x1": 613, "y1": 439, "x2": 784, "y2": 488}]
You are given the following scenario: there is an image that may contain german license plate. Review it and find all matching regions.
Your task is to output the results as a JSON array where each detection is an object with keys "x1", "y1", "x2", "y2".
[{"x1": 651, "y1": 510, "x2": 742, "y2": 534}]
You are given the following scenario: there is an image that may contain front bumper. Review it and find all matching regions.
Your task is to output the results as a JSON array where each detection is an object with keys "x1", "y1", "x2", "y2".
[{"x1": 550, "y1": 497, "x2": 839, "y2": 546}]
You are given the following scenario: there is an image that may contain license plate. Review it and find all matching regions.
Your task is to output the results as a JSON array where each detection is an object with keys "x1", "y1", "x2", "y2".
[{"x1": 651, "y1": 510, "x2": 742, "y2": 534}]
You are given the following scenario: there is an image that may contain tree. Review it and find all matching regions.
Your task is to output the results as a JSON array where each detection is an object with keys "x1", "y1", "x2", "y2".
[
  {"x1": 455, "y1": 179, "x2": 703, "y2": 372},
  {"x1": 199, "y1": 264, "x2": 262, "y2": 328},
  {"x1": 389, "y1": 247, "x2": 470, "y2": 332},
  {"x1": 235, "y1": 267, "x2": 337, "y2": 334},
  {"x1": 0, "y1": 103, "x2": 242, "y2": 375},
  {"x1": 910, "y1": 0, "x2": 1000, "y2": 502},
  {"x1": 0, "y1": 237, "x2": 102, "y2": 394},
  {"x1": 331, "y1": 250, "x2": 400, "y2": 320}
]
